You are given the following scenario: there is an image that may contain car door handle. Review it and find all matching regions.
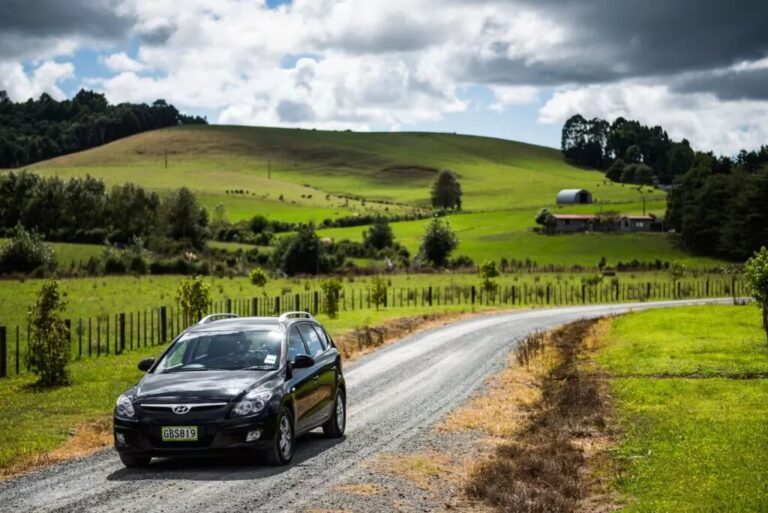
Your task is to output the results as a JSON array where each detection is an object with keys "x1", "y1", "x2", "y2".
[
  {"x1": 312, "y1": 375, "x2": 319, "y2": 381},
  {"x1": 331, "y1": 365, "x2": 337, "y2": 370}
]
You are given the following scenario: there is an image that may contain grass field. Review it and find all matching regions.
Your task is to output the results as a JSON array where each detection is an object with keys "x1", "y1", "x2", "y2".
[
  {"x1": 3, "y1": 124, "x2": 713, "y2": 266},
  {"x1": 597, "y1": 306, "x2": 768, "y2": 512}
]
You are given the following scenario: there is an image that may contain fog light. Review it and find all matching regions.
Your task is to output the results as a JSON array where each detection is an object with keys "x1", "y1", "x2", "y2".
[
  {"x1": 246, "y1": 430, "x2": 262, "y2": 442},
  {"x1": 115, "y1": 432, "x2": 126, "y2": 445}
]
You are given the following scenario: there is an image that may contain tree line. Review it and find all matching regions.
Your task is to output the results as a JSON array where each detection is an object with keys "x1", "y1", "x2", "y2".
[
  {"x1": 0, "y1": 89, "x2": 206, "y2": 168},
  {"x1": 0, "y1": 171, "x2": 209, "y2": 248}
]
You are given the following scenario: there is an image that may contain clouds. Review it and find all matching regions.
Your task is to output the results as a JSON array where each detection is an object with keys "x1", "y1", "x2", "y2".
[{"x1": 1, "y1": 0, "x2": 768, "y2": 154}]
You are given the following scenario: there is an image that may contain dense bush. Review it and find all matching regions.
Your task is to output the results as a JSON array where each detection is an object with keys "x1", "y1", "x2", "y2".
[
  {"x1": 176, "y1": 276, "x2": 211, "y2": 322},
  {"x1": 419, "y1": 218, "x2": 458, "y2": 267},
  {"x1": 0, "y1": 225, "x2": 56, "y2": 274}
]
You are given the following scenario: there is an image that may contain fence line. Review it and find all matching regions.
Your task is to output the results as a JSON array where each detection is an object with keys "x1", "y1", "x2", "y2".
[{"x1": 0, "y1": 276, "x2": 746, "y2": 378}]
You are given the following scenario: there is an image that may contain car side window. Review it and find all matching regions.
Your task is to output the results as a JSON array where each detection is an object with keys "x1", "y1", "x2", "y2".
[
  {"x1": 312, "y1": 326, "x2": 331, "y2": 350},
  {"x1": 298, "y1": 324, "x2": 324, "y2": 356},
  {"x1": 287, "y1": 327, "x2": 309, "y2": 362}
]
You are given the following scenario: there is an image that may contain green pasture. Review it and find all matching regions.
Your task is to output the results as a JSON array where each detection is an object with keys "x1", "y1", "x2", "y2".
[{"x1": 598, "y1": 305, "x2": 768, "y2": 512}]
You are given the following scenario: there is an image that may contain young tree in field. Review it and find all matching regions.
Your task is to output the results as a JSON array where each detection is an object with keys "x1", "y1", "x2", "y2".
[
  {"x1": 321, "y1": 279, "x2": 343, "y2": 319},
  {"x1": 479, "y1": 260, "x2": 500, "y2": 297},
  {"x1": 176, "y1": 276, "x2": 211, "y2": 323},
  {"x1": 163, "y1": 187, "x2": 209, "y2": 249},
  {"x1": 745, "y1": 246, "x2": 768, "y2": 341},
  {"x1": 668, "y1": 261, "x2": 685, "y2": 298},
  {"x1": 249, "y1": 267, "x2": 268, "y2": 288},
  {"x1": 26, "y1": 279, "x2": 70, "y2": 387},
  {"x1": 371, "y1": 275, "x2": 388, "y2": 310},
  {"x1": 419, "y1": 218, "x2": 458, "y2": 267},
  {"x1": 430, "y1": 170, "x2": 462, "y2": 210},
  {"x1": 363, "y1": 217, "x2": 394, "y2": 250}
]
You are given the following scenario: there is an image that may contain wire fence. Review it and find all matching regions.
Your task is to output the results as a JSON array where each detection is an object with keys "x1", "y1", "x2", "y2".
[{"x1": 0, "y1": 276, "x2": 746, "y2": 378}]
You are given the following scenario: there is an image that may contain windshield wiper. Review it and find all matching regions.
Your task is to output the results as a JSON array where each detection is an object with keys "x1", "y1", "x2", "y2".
[
  {"x1": 242, "y1": 365, "x2": 278, "y2": 371},
  {"x1": 163, "y1": 366, "x2": 208, "y2": 373}
]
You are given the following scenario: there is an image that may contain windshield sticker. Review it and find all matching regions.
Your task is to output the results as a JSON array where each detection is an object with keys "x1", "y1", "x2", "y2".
[{"x1": 264, "y1": 355, "x2": 277, "y2": 364}]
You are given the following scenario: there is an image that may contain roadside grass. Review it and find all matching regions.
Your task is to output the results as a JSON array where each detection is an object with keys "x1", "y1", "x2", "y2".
[
  {"x1": 598, "y1": 305, "x2": 768, "y2": 513},
  {"x1": 0, "y1": 303, "x2": 503, "y2": 476}
]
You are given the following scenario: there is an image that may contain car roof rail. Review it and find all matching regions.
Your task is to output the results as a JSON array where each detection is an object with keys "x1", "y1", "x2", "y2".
[
  {"x1": 198, "y1": 313, "x2": 239, "y2": 325},
  {"x1": 278, "y1": 311, "x2": 314, "y2": 322}
]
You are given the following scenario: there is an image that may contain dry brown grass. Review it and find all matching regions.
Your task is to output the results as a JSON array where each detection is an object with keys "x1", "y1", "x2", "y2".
[
  {"x1": 332, "y1": 483, "x2": 383, "y2": 496},
  {"x1": 371, "y1": 452, "x2": 453, "y2": 490},
  {"x1": 0, "y1": 418, "x2": 112, "y2": 481},
  {"x1": 456, "y1": 319, "x2": 619, "y2": 513}
]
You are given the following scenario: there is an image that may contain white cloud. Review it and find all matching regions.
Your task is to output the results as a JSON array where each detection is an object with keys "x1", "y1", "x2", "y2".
[
  {"x1": 539, "y1": 83, "x2": 768, "y2": 155},
  {"x1": 490, "y1": 85, "x2": 540, "y2": 110},
  {"x1": 104, "y1": 52, "x2": 145, "y2": 72},
  {"x1": 0, "y1": 60, "x2": 75, "y2": 101}
]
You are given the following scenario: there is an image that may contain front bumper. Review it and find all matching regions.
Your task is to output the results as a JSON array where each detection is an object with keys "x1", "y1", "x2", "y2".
[{"x1": 113, "y1": 414, "x2": 277, "y2": 457}]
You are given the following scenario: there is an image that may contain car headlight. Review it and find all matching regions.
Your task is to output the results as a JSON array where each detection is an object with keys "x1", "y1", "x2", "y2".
[
  {"x1": 232, "y1": 390, "x2": 272, "y2": 417},
  {"x1": 116, "y1": 394, "x2": 135, "y2": 418}
]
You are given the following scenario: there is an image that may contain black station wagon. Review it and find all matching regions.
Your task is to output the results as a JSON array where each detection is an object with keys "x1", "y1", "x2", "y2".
[{"x1": 113, "y1": 312, "x2": 346, "y2": 467}]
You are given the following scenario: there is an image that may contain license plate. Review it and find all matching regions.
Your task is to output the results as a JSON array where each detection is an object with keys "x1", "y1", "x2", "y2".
[{"x1": 161, "y1": 426, "x2": 198, "y2": 442}]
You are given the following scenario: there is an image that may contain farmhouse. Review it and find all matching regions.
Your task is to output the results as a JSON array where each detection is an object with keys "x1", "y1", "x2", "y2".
[
  {"x1": 556, "y1": 189, "x2": 593, "y2": 205},
  {"x1": 550, "y1": 214, "x2": 657, "y2": 234}
]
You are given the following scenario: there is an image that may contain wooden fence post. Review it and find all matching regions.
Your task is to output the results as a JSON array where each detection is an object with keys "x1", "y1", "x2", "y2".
[
  {"x1": 160, "y1": 307, "x2": 167, "y2": 343},
  {"x1": 65, "y1": 320, "x2": 72, "y2": 357},
  {"x1": 119, "y1": 313, "x2": 126, "y2": 354},
  {"x1": 252, "y1": 298, "x2": 259, "y2": 316},
  {"x1": 471, "y1": 286, "x2": 476, "y2": 305}
]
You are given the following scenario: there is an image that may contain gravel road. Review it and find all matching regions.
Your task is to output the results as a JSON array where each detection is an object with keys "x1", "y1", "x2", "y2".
[{"x1": 0, "y1": 299, "x2": 731, "y2": 513}]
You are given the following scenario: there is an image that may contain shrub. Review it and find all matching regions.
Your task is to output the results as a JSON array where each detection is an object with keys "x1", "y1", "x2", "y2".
[
  {"x1": 479, "y1": 260, "x2": 500, "y2": 296},
  {"x1": 26, "y1": 279, "x2": 70, "y2": 387},
  {"x1": 321, "y1": 279, "x2": 343, "y2": 319},
  {"x1": 249, "y1": 267, "x2": 268, "y2": 288},
  {"x1": 371, "y1": 275, "x2": 388, "y2": 310},
  {"x1": 745, "y1": 246, "x2": 768, "y2": 341},
  {"x1": 176, "y1": 276, "x2": 211, "y2": 322},
  {"x1": 0, "y1": 225, "x2": 56, "y2": 274},
  {"x1": 419, "y1": 218, "x2": 458, "y2": 267}
]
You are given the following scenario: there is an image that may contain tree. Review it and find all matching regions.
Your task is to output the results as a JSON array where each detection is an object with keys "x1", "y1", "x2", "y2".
[
  {"x1": 419, "y1": 218, "x2": 458, "y2": 267},
  {"x1": 430, "y1": 170, "x2": 462, "y2": 210},
  {"x1": 479, "y1": 260, "x2": 500, "y2": 297},
  {"x1": 0, "y1": 224, "x2": 56, "y2": 274},
  {"x1": 176, "y1": 276, "x2": 211, "y2": 323},
  {"x1": 162, "y1": 187, "x2": 208, "y2": 248},
  {"x1": 363, "y1": 217, "x2": 394, "y2": 250},
  {"x1": 561, "y1": 114, "x2": 609, "y2": 168},
  {"x1": 321, "y1": 279, "x2": 343, "y2": 319},
  {"x1": 668, "y1": 261, "x2": 685, "y2": 290},
  {"x1": 249, "y1": 267, "x2": 268, "y2": 288},
  {"x1": 606, "y1": 158, "x2": 626, "y2": 182},
  {"x1": 26, "y1": 279, "x2": 70, "y2": 387},
  {"x1": 271, "y1": 224, "x2": 340, "y2": 275},
  {"x1": 534, "y1": 208, "x2": 554, "y2": 233},
  {"x1": 371, "y1": 275, "x2": 388, "y2": 310},
  {"x1": 745, "y1": 247, "x2": 768, "y2": 341}
]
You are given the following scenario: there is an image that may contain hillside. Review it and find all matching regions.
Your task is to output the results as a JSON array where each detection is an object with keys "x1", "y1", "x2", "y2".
[
  {"x1": 17, "y1": 124, "x2": 711, "y2": 266},
  {"x1": 28, "y1": 125, "x2": 657, "y2": 220}
]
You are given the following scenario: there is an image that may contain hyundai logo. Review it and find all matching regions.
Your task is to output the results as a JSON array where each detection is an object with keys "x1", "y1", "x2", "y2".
[{"x1": 172, "y1": 405, "x2": 191, "y2": 415}]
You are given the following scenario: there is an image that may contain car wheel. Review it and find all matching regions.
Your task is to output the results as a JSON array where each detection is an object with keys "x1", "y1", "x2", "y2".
[
  {"x1": 261, "y1": 408, "x2": 295, "y2": 466},
  {"x1": 119, "y1": 454, "x2": 151, "y2": 468},
  {"x1": 322, "y1": 389, "x2": 346, "y2": 438}
]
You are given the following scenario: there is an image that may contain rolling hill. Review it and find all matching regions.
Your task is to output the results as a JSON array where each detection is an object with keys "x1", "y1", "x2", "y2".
[{"x1": 16, "y1": 124, "x2": 717, "y2": 266}]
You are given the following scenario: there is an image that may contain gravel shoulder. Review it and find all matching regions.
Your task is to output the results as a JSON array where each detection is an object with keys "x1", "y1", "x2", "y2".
[{"x1": 0, "y1": 299, "x2": 731, "y2": 513}]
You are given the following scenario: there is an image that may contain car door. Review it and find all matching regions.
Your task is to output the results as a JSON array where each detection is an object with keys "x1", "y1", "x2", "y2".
[
  {"x1": 297, "y1": 323, "x2": 337, "y2": 426},
  {"x1": 286, "y1": 326, "x2": 316, "y2": 433}
]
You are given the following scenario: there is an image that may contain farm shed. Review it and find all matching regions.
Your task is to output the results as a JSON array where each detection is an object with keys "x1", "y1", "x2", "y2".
[{"x1": 556, "y1": 189, "x2": 593, "y2": 205}]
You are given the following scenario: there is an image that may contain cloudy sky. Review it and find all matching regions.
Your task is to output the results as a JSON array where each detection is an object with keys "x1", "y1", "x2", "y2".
[{"x1": 2, "y1": 0, "x2": 768, "y2": 154}]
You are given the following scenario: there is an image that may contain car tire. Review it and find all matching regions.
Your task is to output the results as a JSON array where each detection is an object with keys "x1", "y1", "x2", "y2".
[
  {"x1": 119, "y1": 454, "x2": 151, "y2": 468},
  {"x1": 261, "y1": 408, "x2": 295, "y2": 466},
  {"x1": 322, "y1": 389, "x2": 346, "y2": 438}
]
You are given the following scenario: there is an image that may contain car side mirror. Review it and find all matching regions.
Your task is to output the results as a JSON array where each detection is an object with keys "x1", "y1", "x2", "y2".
[
  {"x1": 138, "y1": 358, "x2": 155, "y2": 372},
  {"x1": 292, "y1": 354, "x2": 315, "y2": 369}
]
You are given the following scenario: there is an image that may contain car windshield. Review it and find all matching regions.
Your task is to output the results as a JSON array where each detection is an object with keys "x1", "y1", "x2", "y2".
[{"x1": 155, "y1": 329, "x2": 283, "y2": 373}]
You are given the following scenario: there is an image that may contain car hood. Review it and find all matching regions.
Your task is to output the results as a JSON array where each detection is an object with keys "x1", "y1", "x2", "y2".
[{"x1": 135, "y1": 370, "x2": 278, "y2": 402}]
